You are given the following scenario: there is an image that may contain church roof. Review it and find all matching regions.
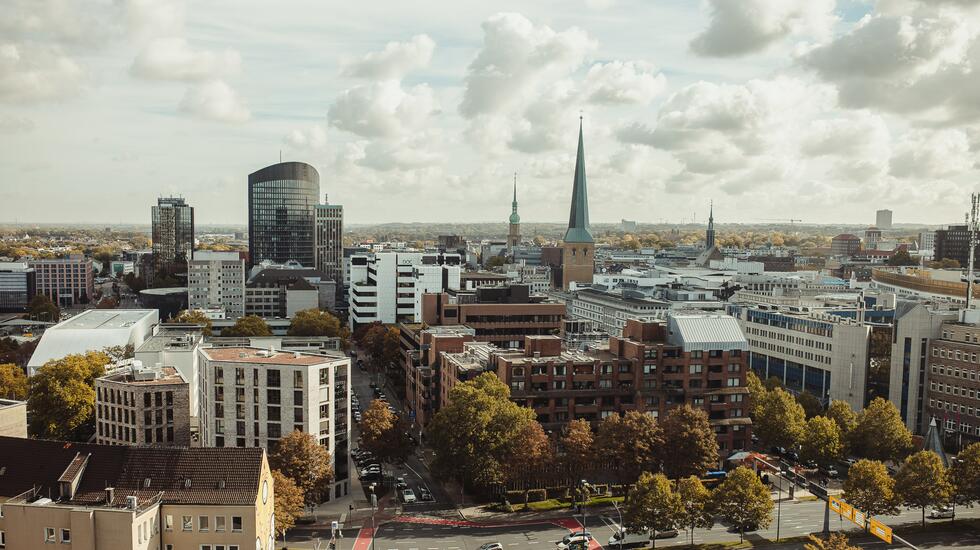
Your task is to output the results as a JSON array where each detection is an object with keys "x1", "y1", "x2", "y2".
[{"x1": 564, "y1": 119, "x2": 593, "y2": 244}]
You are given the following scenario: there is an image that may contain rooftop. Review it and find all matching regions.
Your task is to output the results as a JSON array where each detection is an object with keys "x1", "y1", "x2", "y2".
[
  {"x1": 28, "y1": 310, "x2": 159, "y2": 369},
  {"x1": 0, "y1": 399, "x2": 25, "y2": 409},
  {"x1": 99, "y1": 364, "x2": 186, "y2": 386},
  {"x1": 667, "y1": 314, "x2": 748, "y2": 352},
  {"x1": 201, "y1": 346, "x2": 332, "y2": 366},
  {"x1": 56, "y1": 310, "x2": 157, "y2": 331}
]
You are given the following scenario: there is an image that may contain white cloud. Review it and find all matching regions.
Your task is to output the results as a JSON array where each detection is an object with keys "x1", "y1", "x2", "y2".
[
  {"x1": 341, "y1": 34, "x2": 435, "y2": 80},
  {"x1": 0, "y1": 114, "x2": 35, "y2": 133},
  {"x1": 328, "y1": 80, "x2": 437, "y2": 138},
  {"x1": 889, "y1": 128, "x2": 972, "y2": 178},
  {"x1": 0, "y1": 43, "x2": 85, "y2": 102},
  {"x1": 126, "y1": 0, "x2": 185, "y2": 44},
  {"x1": 178, "y1": 79, "x2": 250, "y2": 123},
  {"x1": 285, "y1": 124, "x2": 328, "y2": 152},
  {"x1": 690, "y1": 0, "x2": 836, "y2": 57},
  {"x1": 131, "y1": 37, "x2": 241, "y2": 81},
  {"x1": 355, "y1": 133, "x2": 446, "y2": 171},
  {"x1": 800, "y1": 113, "x2": 891, "y2": 158},
  {"x1": 583, "y1": 61, "x2": 666, "y2": 105}
]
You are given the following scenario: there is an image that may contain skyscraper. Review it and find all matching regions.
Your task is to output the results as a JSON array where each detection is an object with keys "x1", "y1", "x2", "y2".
[
  {"x1": 560, "y1": 118, "x2": 594, "y2": 289},
  {"x1": 248, "y1": 162, "x2": 319, "y2": 268},
  {"x1": 508, "y1": 174, "x2": 521, "y2": 249},
  {"x1": 316, "y1": 197, "x2": 344, "y2": 286},
  {"x1": 151, "y1": 196, "x2": 194, "y2": 266},
  {"x1": 706, "y1": 200, "x2": 716, "y2": 249},
  {"x1": 876, "y1": 209, "x2": 893, "y2": 230}
]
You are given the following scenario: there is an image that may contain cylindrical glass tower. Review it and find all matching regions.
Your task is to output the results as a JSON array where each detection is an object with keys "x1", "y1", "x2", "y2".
[{"x1": 248, "y1": 162, "x2": 320, "y2": 268}]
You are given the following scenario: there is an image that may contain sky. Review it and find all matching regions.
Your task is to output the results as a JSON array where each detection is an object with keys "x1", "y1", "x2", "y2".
[{"x1": 1, "y1": 0, "x2": 979, "y2": 226}]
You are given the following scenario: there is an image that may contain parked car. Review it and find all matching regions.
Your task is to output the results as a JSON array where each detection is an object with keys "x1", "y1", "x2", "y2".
[
  {"x1": 929, "y1": 505, "x2": 955, "y2": 519},
  {"x1": 395, "y1": 477, "x2": 408, "y2": 490},
  {"x1": 419, "y1": 487, "x2": 433, "y2": 501},
  {"x1": 819, "y1": 464, "x2": 839, "y2": 478},
  {"x1": 401, "y1": 489, "x2": 417, "y2": 503},
  {"x1": 478, "y1": 544, "x2": 504, "y2": 550},
  {"x1": 560, "y1": 531, "x2": 592, "y2": 545}
]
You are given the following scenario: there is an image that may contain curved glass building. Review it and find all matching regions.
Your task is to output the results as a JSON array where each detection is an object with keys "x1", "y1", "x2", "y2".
[{"x1": 248, "y1": 162, "x2": 320, "y2": 268}]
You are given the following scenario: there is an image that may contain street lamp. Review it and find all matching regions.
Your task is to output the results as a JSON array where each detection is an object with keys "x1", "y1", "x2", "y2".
[{"x1": 612, "y1": 501, "x2": 624, "y2": 550}]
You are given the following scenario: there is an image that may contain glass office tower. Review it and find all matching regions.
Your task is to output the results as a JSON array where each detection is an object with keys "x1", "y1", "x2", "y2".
[
  {"x1": 248, "y1": 162, "x2": 320, "y2": 268},
  {"x1": 151, "y1": 196, "x2": 195, "y2": 265}
]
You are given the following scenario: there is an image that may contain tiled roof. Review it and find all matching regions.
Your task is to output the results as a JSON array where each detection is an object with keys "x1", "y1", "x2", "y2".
[{"x1": 0, "y1": 437, "x2": 262, "y2": 507}]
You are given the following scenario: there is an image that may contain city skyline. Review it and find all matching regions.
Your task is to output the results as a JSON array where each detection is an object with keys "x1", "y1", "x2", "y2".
[{"x1": 3, "y1": 0, "x2": 980, "y2": 226}]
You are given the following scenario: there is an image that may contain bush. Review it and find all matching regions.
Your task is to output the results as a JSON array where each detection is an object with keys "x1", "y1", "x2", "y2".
[
  {"x1": 505, "y1": 490, "x2": 525, "y2": 503},
  {"x1": 547, "y1": 486, "x2": 569, "y2": 499},
  {"x1": 527, "y1": 488, "x2": 547, "y2": 503}
]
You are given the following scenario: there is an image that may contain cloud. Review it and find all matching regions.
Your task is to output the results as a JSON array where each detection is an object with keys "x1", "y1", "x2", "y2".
[
  {"x1": 178, "y1": 79, "x2": 250, "y2": 123},
  {"x1": 355, "y1": 133, "x2": 446, "y2": 171},
  {"x1": 0, "y1": 114, "x2": 35, "y2": 133},
  {"x1": 130, "y1": 37, "x2": 241, "y2": 81},
  {"x1": 889, "y1": 128, "x2": 972, "y2": 178},
  {"x1": 328, "y1": 80, "x2": 437, "y2": 138},
  {"x1": 690, "y1": 0, "x2": 836, "y2": 57},
  {"x1": 583, "y1": 61, "x2": 666, "y2": 105},
  {"x1": 0, "y1": 43, "x2": 85, "y2": 102},
  {"x1": 800, "y1": 112, "x2": 891, "y2": 158},
  {"x1": 285, "y1": 124, "x2": 328, "y2": 153},
  {"x1": 126, "y1": 0, "x2": 185, "y2": 44},
  {"x1": 341, "y1": 34, "x2": 435, "y2": 80}
]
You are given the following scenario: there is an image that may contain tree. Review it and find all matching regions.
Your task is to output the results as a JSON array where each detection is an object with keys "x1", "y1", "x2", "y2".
[
  {"x1": 805, "y1": 533, "x2": 861, "y2": 550},
  {"x1": 428, "y1": 372, "x2": 540, "y2": 489},
  {"x1": 362, "y1": 325, "x2": 400, "y2": 372},
  {"x1": 0, "y1": 363, "x2": 28, "y2": 400},
  {"x1": 30, "y1": 294, "x2": 59, "y2": 322},
  {"x1": 887, "y1": 249, "x2": 918, "y2": 267},
  {"x1": 746, "y1": 370, "x2": 765, "y2": 415},
  {"x1": 661, "y1": 405, "x2": 719, "y2": 479},
  {"x1": 800, "y1": 416, "x2": 843, "y2": 465},
  {"x1": 895, "y1": 451, "x2": 953, "y2": 527},
  {"x1": 269, "y1": 430, "x2": 334, "y2": 507},
  {"x1": 27, "y1": 351, "x2": 111, "y2": 440},
  {"x1": 797, "y1": 391, "x2": 824, "y2": 419},
  {"x1": 753, "y1": 387, "x2": 806, "y2": 448},
  {"x1": 849, "y1": 398, "x2": 912, "y2": 462},
  {"x1": 826, "y1": 400, "x2": 858, "y2": 442},
  {"x1": 272, "y1": 469, "x2": 305, "y2": 538},
  {"x1": 843, "y1": 459, "x2": 899, "y2": 518},
  {"x1": 952, "y1": 442, "x2": 980, "y2": 504},
  {"x1": 175, "y1": 309, "x2": 213, "y2": 336},
  {"x1": 0, "y1": 338, "x2": 37, "y2": 368},
  {"x1": 485, "y1": 255, "x2": 506, "y2": 269},
  {"x1": 359, "y1": 399, "x2": 414, "y2": 464},
  {"x1": 222, "y1": 315, "x2": 272, "y2": 337},
  {"x1": 287, "y1": 309, "x2": 348, "y2": 339},
  {"x1": 711, "y1": 466, "x2": 773, "y2": 542},
  {"x1": 503, "y1": 420, "x2": 553, "y2": 505},
  {"x1": 595, "y1": 411, "x2": 664, "y2": 482},
  {"x1": 622, "y1": 472, "x2": 682, "y2": 546},
  {"x1": 676, "y1": 476, "x2": 714, "y2": 546},
  {"x1": 560, "y1": 419, "x2": 594, "y2": 483}
]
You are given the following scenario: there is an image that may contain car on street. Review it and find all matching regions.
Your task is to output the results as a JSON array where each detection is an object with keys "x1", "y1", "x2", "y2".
[
  {"x1": 559, "y1": 531, "x2": 592, "y2": 545},
  {"x1": 608, "y1": 529, "x2": 678, "y2": 547},
  {"x1": 395, "y1": 477, "x2": 408, "y2": 490},
  {"x1": 478, "y1": 544, "x2": 503, "y2": 550},
  {"x1": 929, "y1": 505, "x2": 955, "y2": 519},
  {"x1": 354, "y1": 412, "x2": 362, "y2": 422},
  {"x1": 419, "y1": 487, "x2": 433, "y2": 501},
  {"x1": 360, "y1": 466, "x2": 381, "y2": 476},
  {"x1": 401, "y1": 489, "x2": 417, "y2": 503},
  {"x1": 819, "y1": 464, "x2": 839, "y2": 478}
]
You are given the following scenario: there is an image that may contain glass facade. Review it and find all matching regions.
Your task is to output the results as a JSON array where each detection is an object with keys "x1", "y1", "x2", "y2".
[
  {"x1": 248, "y1": 162, "x2": 319, "y2": 268},
  {"x1": 151, "y1": 197, "x2": 194, "y2": 265}
]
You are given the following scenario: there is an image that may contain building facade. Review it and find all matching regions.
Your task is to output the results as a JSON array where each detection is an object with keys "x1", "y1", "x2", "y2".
[
  {"x1": 569, "y1": 287, "x2": 669, "y2": 337},
  {"x1": 830, "y1": 234, "x2": 862, "y2": 257},
  {"x1": 348, "y1": 252, "x2": 462, "y2": 328},
  {"x1": 935, "y1": 224, "x2": 978, "y2": 268},
  {"x1": 28, "y1": 309, "x2": 159, "y2": 375},
  {"x1": 0, "y1": 399, "x2": 27, "y2": 437},
  {"x1": 560, "y1": 120, "x2": 595, "y2": 289},
  {"x1": 29, "y1": 255, "x2": 94, "y2": 309},
  {"x1": 315, "y1": 201, "x2": 344, "y2": 286},
  {"x1": 924, "y1": 320, "x2": 980, "y2": 449},
  {"x1": 248, "y1": 162, "x2": 320, "y2": 269},
  {"x1": 188, "y1": 251, "x2": 246, "y2": 320},
  {"x1": 95, "y1": 362, "x2": 192, "y2": 447},
  {"x1": 876, "y1": 209, "x2": 893, "y2": 230},
  {"x1": 0, "y1": 262, "x2": 35, "y2": 312},
  {"x1": 151, "y1": 196, "x2": 195, "y2": 266}
]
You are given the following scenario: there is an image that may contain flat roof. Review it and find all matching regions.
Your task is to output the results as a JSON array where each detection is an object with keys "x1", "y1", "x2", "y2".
[
  {"x1": 201, "y1": 347, "x2": 332, "y2": 366},
  {"x1": 28, "y1": 310, "x2": 159, "y2": 370},
  {"x1": 55, "y1": 309, "x2": 157, "y2": 331},
  {"x1": 100, "y1": 366, "x2": 186, "y2": 385}
]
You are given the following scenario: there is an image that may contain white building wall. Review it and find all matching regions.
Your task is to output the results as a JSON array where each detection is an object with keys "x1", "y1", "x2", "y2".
[{"x1": 188, "y1": 252, "x2": 245, "y2": 320}]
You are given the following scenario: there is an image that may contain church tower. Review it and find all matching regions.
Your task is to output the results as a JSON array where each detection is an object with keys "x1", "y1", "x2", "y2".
[
  {"x1": 560, "y1": 118, "x2": 595, "y2": 289},
  {"x1": 706, "y1": 200, "x2": 716, "y2": 249},
  {"x1": 508, "y1": 173, "x2": 521, "y2": 249}
]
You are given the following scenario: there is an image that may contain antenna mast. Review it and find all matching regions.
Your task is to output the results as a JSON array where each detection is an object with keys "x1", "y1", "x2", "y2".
[{"x1": 966, "y1": 193, "x2": 979, "y2": 311}]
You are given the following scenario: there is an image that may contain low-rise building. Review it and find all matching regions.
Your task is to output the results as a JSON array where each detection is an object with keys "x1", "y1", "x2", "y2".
[
  {"x1": 95, "y1": 361, "x2": 191, "y2": 447},
  {"x1": 924, "y1": 317, "x2": 980, "y2": 449},
  {"x1": 29, "y1": 254, "x2": 94, "y2": 308},
  {"x1": 569, "y1": 287, "x2": 669, "y2": 337},
  {"x1": 28, "y1": 309, "x2": 159, "y2": 376},
  {"x1": 245, "y1": 263, "x2": 328, "y2": 318},
  {"x1": 0, "y1": 437, "x2": 275, "y2": 550},
  {"x1": 0, "y1": 262, "x2": 36, "y2": 313},
  {"x1": 0, "y1": 399, "x2": 27, "y2": 437}
]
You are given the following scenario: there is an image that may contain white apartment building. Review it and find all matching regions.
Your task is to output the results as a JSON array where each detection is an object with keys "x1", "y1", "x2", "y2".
[
  {"x1": 197, "y1": 346, "x2": 352, "y2": 501},
  {"x1": 568, "y1": 287, "x2": 669, "y2": 337},
  {"x1": 348, "y1": 252, "x2": 461, "y2": 327},
  {"x1": 729, "y1": 304, "x2": 870, "y2": 410},
  {"x1": 188, "y1": 251, "x2": 245, "y2": 320}
]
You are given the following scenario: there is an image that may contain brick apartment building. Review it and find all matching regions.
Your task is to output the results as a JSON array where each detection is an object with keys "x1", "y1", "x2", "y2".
[
  {"x1": 398, "y1": 324, "x2": 475, "y2": 427},
  {"x1": 419, "y1": 284, "x2": 565, "y2": 349},
  {"x1": 925, "y1": 320, "x2": 980, "y2": 449},
  {"x1": 95, "y1": 361, "x2": 192, "y2": 447}
]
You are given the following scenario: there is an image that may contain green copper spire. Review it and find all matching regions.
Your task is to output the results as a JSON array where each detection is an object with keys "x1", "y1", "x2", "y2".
[
  {"x1": 564, "y1": 117, "x2": 593, "y2": 243},
  {"x1": 509, "y1": 173, "x2": 520, "y2": 224}
]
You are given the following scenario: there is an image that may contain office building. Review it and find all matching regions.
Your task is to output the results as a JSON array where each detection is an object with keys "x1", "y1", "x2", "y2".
[
  {"x1": 188, "y1": 251, "x2": 246, "y2": 319},
  {"x1": 924, "y1": 318, "x2": 980, "y2": 448},
  {"x1": 919, "y1": 231, "x2": 936, "y2": 259},
  {"x1": 27, "y1": 309, "x2": 159, "y2": 376},
  {"x1": 95, "y1": 361, "x2": 191, "y2": 447},
  {"x1": 508, "y1": 176, "x2": 521, "y2": 249},
  {"x1": 245, "y1": 262, "x2": 333, "y2": 318},
  {"x1": 315, "y1": 200, "x2": 344, "y2": 286},
  {"x1": 138, "y1": 287, "x2": 189, "y2": 320},
  {"x1": 560, "y1": 120, "x2": 595, "y2": 289},
  {"x1": 419, "y1": 284, "x2": 565, "y2": 349},
  {"x1": 830, "y1": 234, "x2": 862, "y2": 257},
  {"x1": 0, "y1": 262, "x2": 35, "y2": 312},
  {"x1": 0, "y1": 437, "x2": 275, "y2": 550},
  {"x1": 865, "y1": 227, "x2": 882, "y2": 250},
  {"x1": 348, "y1": 252, "x2": 461, "y2": 328},
  {"x1": 0, "y1": 399, "x2": 27, "y2": 437},
  {"x1": 935, "y1": 224, "x2": 979, "y2": 268},
  {"x1": 197, "y1": 347, "x2": 352, "y2": 500},
  {"x1": 29, "y1": 255, "x2": 94, "y2": 309},
  {"x1": 876, "y1": 209, "x2": 893, "y2": 230},
  {"x1": 398, "y1": 324, "x2": 476, "y2": 427},
  {"x1": 151, "y1": 196, "x2": 195, "y2": 266},
  {"x1": 568, "y1": 287, "x2": 669, "y2": 337},
  {"x1": 248, "y1": 162, "x2": 320, "y2": 269}
]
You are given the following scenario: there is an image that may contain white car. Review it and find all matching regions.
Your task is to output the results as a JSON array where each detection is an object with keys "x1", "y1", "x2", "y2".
[
  {"x1": 401, "y1": 489, "x2": 417, "y2": 503},
  {"x1": 479, "y1": 544, "x2": 504, "y2": 550},
  {"x1": 556, "y1": 532, "x2": 592, "y2": 549},
  {"x1": 929, "y1": 506, "x2": 955, "y2": 519}
]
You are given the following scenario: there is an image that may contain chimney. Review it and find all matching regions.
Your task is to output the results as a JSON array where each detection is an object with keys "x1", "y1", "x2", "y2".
[{"x1": 105, "y1": 487, "x2": 115, "y2": 505}]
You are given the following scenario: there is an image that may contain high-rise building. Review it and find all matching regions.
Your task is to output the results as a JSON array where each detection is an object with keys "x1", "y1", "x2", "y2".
[
  {"x1": 188, "y1": 251, "x2": 246, "y2": 319},
  {"x1": 151, "y1": 196, "x2": 195, "y2": 266},
  {"x1": 935, "y1": 224, "x2": 979, "y2": 268},
  {"x1": 315, "y1": 199, "x2": 344, "y2": 286},
  {"x1": 560, "y1": 119, "x2": 594, "y2": 289},
  {"x1": 706, "y1": 201, "x2": 716, "y2": 249},
  {"x1": 28, "y1": 254, "x2": 94, "y2": 309},
  {"x1": 348, "y1": 252, "x2": 461, "y2": 327},
  {"x1": 508, "y1": 175, "x2": 521, "y2": 249},
  {"x1": 876, "y1": 209, "x2": 893, "y2": 229},
  {"x1": 248, "y1": 162, "x2": 319, "y2": 268},
  {"x1": 0, "y1": 262, "x2": 36, "y2": 312}
]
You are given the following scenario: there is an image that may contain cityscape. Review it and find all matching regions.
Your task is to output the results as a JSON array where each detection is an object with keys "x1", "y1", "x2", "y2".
[{"x1": 3, "y1": 2, "x2": 980, "y2": 550}]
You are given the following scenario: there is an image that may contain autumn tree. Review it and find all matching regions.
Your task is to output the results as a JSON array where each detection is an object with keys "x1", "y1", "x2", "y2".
[
  {"x1": 30, "y1": 294, "x2": 60, "y2": 322},
  {"x1": 269, "y1": 430, "x2": 334, "y2": 507},
  {"x1": 27, "y1": 351, "x2": 111, "y2": 440},
  {"x1": 363, "y1": 325, "x2": 400, "y2": 372},
  {"x1": 175, "y1": 309, "x2": 214, "y2": 336},
  {"x1": 952, "y1": 442, "x2": 980, "y2": 504},
  {"x1": 711, "y1": 466, "x2": 773, "y2": 542},
  {"x1": 805, "y1": 533, "x2": 861, "y2": 550},
  {"x1": 560, "y1": 419, "x2": 594, "y2": 483},
  {"x1": 287, "y1": 308, "x2": 348, "y2": 340},
  {"x1": 895, "y1": 451, "x2": 953, "y2": 527},
  {"x1": 222, "y1": 315, "x2": 272, "y2": 337},
  {"x1": 753, "y1": 387, "x2": 806, "y2": 448},
  {"x1": 595, "y1": 411, "x2": 664, "y2": 483},
  {"x1": 272, "y1": 469, "x2": 305, "y2": 538},
  {"x1": 849, "y1": 398, "x2": 912, "y2": 462},
  {"x1": 661, "y1": 405, "x2": 719, "y2": 479},
  {"x1": 677, "y1": 476, "x2": 714, "y2": 546},
  {"x1": 359, "y1": 399, "x2": 414, "y2": 464},
  {"x1": 800, "y1": 416, "x2": 843, "y2": 465},
  {"x1": 0, "y1": 363, "x2": 28, "y2": 400},
  {"x1": 503, "y1": 420, "x2": 553, "y2": 504},
  {"x1": 746, "y1": 370, "x2": 765, "y2": 415},
  {"x1": 797, "y1": 391, "x2": 824, "y2": 419},
  {"x1": 843, "y1": 459, "x2": 899, "y2": 519},
  {"x1": 622, "y1": 472, "x2": 682, "y2": 546},
  {"x1": 826, "y1": 400, "x2": 858, "y2": 442}
]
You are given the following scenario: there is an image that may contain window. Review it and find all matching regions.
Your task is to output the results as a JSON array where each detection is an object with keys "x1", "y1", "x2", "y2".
[
  {"x1": 689, "y1": 364, "x2": 703, "y2": 374},
  {"x1": 232, "y1": 516, "x2": 243, "y2": 532},
  {"x1": 182, "y1": 516, "x2": 193, "y2": 531},
  {"x1": 267, "y1": 389, "x2": 281, "y2": 404},
  {"x1": 553, "y1": 365, "x2": 566, "y2": 376},
  {"x1": 267, "y1": 369, "x2": 281, "y2": 387},
  {"x1": 199, "y1": 516, "x2": 209, "y2": 531},
  {"x1": 165, "y1": 515, "x2": 173, "y2": 531},
  {"x1": 201, "y1": 546, "x2": 212, "y2": 550},
  {"x1": 45, "y1": 528, "x2": 56, "y2": 542},
  {"x1": 215, "y1": 516, "x2": 226, "y2": 532},
  {"x1": 727, "y1": 378, "x2": 741, "y2": 387},
  {"x1": 319, "y1": 367, "x2": 330, "y2": 385},
  {"x1": 294, "y1": 370, "x2": 304, "y2": 388}
]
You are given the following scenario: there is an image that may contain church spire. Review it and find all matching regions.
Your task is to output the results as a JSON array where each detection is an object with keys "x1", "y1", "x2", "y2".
[
  {"x1": 564, "y1": 116, "x2": 593, "y2": 244},
  {"x1": 706, "y1": 200, "x2": 716, "y2": 249},
  {"x1": 509, "y1": 172, "x2": 520, "y2": 225}
]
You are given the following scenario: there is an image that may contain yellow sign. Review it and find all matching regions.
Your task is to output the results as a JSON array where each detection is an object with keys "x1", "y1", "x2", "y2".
[
  {"x1": 868, "y1": 519, "x2": 893, "y2": 544},
  {"x1": 828, "y1": 495, "x2": 892, "y2": 544}
]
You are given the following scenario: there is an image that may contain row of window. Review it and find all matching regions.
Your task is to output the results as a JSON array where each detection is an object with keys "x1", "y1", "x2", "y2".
[
  {"x1": 941, "y1": 330, "x2": 980, "y2": 344},
  {"x1": 166, "y1": 514, "x2": 243, "y2": 533},
  {"x1": 98, "y1": 387, "x2": 174, "y2": 408},
  {"x1": 931, "y1": 364, "x2": 979, "y2": 381},
  {"x1": 747, "y1": 338, "x2": 832, "y2": 365},
  {"x1": 934, "y1": 347, "x2": 980, "y2": 363}
]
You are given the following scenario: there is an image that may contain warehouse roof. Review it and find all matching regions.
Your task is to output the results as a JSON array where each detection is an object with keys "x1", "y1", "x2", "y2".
[{"x1": 667, "y1": 314, "x2": 748, "y2": 352}]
